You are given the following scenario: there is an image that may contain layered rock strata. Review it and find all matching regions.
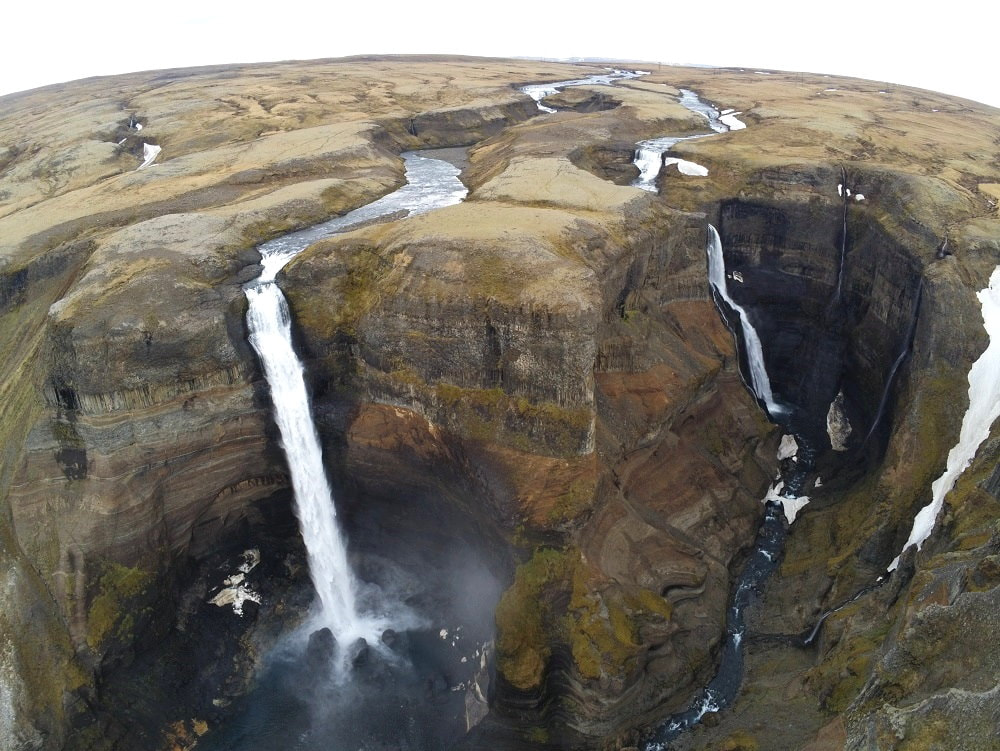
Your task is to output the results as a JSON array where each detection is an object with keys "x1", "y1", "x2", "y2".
[{"x1": 0, "y1": 58, "x2": 997, "y2": 751}]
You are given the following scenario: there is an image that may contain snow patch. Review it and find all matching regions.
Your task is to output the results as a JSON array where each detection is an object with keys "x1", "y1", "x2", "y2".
[
  {"x1": 764, "y1": 481, "x2": 810, "y2": 524},
  {"x1": 662, "y1": 157, "x2": 708, "y2": 176},
  {"x1": 777, "y1": 434, "x2": 799, "y2": 460},
  {"x1": 137, "y1": 142, "x2": 161, "y2": 169},
  {"x1": 718, "y1": 112, "x2": 747, "y2": 130},
  {"x1": 889, "y1": 266, "x2": 1000, "y2": 570},
  {"x1": 209, "y1": 549, "x2": 263, "y2": 616}
]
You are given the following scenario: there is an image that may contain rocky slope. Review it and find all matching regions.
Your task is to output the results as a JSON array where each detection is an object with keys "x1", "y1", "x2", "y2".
[{"x1": 0, "y1": 58, "x2": 998, "y2": 751}]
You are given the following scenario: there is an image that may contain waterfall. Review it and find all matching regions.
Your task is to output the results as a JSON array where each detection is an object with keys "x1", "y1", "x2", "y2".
[
  {"x1": 246, "y1": 283, "x2": 362, "y2": 636},
  {"x1": 243, "y1": 152, "x2": 467, "y2": 641},
  {"x1": 706, "y1": 225, "x2": 784, "y2": 417},
  {"x1": 646, "y1": 226, "x2": 799, "y2": 749},
  {"x1": 831, "y1": 167, "x2": 849, "y2": 306},
  {"x1": 889, "y1": 266, "x2": 1000, "y2": 570},
  {"x1": 862, "y1": 280, "x2": 923, "y2": 447}
]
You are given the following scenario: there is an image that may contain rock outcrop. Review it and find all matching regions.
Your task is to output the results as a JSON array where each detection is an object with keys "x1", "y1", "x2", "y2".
[{"x1": 0, "y1": 57, "x2": 998, "y2": 751}]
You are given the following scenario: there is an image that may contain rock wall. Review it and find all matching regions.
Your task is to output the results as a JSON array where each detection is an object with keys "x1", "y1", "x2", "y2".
[
  {"x1": 281, "y1": 151, "x2": 779, "y2": 743},
  {"x1": 0, "y1": 58, "x2": 589, "y2": 748},
  {"x1": 1, "y1": 58, "x2": 998, "y2": 750}
]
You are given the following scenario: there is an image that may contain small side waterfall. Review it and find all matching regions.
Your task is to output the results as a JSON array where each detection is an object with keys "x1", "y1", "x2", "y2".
[
  {"x1": 862, "y1": 280, "x2": 923, "y2": 447},
  {"x1": 706, "y1": 225, "x2": 783, "y2": 417},
  {"x1": 243, "y1": 152, "x2": 467, "y2": 641},
  {"x1": 831, "y1": 167, "x2": 849, "y2": 307}
]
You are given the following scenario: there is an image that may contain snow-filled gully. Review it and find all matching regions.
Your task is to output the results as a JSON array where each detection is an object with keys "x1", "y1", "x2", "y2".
[{"x1": 889, "y1": 266, "x2": 1000, "y2": 570}]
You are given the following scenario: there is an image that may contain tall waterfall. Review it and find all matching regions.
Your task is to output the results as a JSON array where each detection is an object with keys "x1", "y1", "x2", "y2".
[
  {"x1": 243, "y1": 152, "x2": 467, "y2": 640},
  {"x1": 246, "y1": 283, "x2": 362, "y2": 636},
  {"x1": 706, "y1": 225, "x2": 783, "y2": 417}
]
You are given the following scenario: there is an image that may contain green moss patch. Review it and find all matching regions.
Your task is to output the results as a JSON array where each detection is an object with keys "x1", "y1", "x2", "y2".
[
  {"x1": 87, "y1": 561, "x2": 154, "y2": 652},
  {"x1": 495, "y1": 548, "x2": 575, "y2": 691},
  {"x1": 495, "y1": 547, "x2": 671, "y2": 690},
  {"x1": 434, "y1": 382, "x2": 593, "y2": 457}
]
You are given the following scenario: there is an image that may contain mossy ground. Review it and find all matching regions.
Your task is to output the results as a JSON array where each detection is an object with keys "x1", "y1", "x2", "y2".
[
  {"x1": 496, "y1": 547, "x2": 673, "y2": 691},
  {"x1": 435, "y1": 383, "x2": 593, "y2": 458},
  {"x1": 87, "y1": 560, "x2": 155, "y2": 652}
]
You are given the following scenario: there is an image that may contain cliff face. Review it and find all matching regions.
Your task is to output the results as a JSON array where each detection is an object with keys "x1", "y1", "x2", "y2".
[
  {"x1": 1, "y1": 58, "x2": 999, "y2": 751},
  {"x1": 0, "y1": 59, "x2": 595, "y2": 747}
]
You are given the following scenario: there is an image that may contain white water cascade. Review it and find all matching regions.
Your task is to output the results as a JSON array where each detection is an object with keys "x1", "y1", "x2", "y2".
[
  {"x1": 706, "y1": 225, "x2": 784, "y2": 417},
  {"x1": 247, "y1": 285, "x2": 361, "y2": 635},
  {"x1": 632, "y1": 135, "x2": 710, "y2": 191},
  {"x1": 889, "y1": 265, "x2": 1000, "y2": 570},
  {"x1": 244, "y1": 152, "x2": 467, "y2": 641}
]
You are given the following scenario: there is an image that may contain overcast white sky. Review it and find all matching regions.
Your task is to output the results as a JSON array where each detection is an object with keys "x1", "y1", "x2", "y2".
[{"x1": 1, "y1": 0, "x2": 996, "y2": 108}]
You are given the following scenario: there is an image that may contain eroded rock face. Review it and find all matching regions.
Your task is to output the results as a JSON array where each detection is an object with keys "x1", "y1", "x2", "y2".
[
  {"x1": 1, "y1": 57, "x2": 998, "y2": 751},
  {"x1": 281, "y1": 106, "x2": 779, "y2": 742},
  {"x1": 0, "y1": 58, "x2": 606, "y2": 746}
]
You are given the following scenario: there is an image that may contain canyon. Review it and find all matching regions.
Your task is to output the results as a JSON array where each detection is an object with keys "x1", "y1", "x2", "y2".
[{"x1": 0, "y1": 56, "x2": 998, "y2": 751}]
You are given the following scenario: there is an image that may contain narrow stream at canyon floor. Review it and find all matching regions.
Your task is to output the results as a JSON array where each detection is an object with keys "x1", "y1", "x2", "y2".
[{"x1": 644, "y1": 227, "x2": 812, "y2": 750}]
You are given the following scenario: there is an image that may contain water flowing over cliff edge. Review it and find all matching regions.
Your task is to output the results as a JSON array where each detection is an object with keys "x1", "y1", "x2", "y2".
[{"x1": 0, "y1": 57, "x2": 999, "y2": 751}]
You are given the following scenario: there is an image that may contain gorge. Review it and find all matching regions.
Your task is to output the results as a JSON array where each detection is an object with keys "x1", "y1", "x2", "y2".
[{"x1": 1, "y1": 57, "x2": 999, "y2": 751}]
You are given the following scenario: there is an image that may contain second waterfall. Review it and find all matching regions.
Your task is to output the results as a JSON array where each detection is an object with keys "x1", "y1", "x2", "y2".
[{"x1": 243, "y1": 152, "x2": 467, "y2": 646}]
